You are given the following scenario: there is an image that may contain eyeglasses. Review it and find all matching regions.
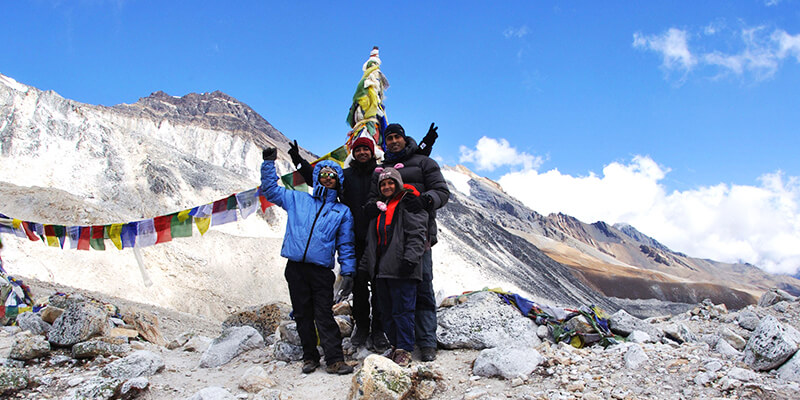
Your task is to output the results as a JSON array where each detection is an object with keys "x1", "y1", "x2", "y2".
[{"x1": 319, "y1": 172, "x2": 338, "y2": 179}]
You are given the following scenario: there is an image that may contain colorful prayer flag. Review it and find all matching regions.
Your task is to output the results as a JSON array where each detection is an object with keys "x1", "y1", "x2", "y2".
[
  {"x1": 153, "y1": 215, "x2": 172, "y2": 244},
  {"x1": 67, "y1": 226, "x2": 81, "y2": 249},
  {"x1": 90, "y1": 225, "x2": 106, "y2": 251},
  {"x1": 121, "y1": 222, "x2": 137, "y2": 248},
  {"x1": 170, "y1": 212, "x2": 192, "y2": 238},
  {"x1": 236, "y1": 188, "x2": 259, "y2": 219},
  {"x1": 78, "y1": 226, "x2": 91, "y2": 250},
  {"x1": 109, "y1": 224, "x2": 124, "y2": 250},
  {"x1": 211, "y1": 196, "x2": 237, "y2": 226},
  {"x1": 136, "y1": 219, "x2": 157, "y2": 247}
]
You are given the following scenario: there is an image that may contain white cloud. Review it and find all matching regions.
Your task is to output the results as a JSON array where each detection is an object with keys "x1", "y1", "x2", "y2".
[
  {"x1": 496, "y1": 155, "x2": 800, "y2": 275},
  {"x1": 774, "y1": 29, "x2": 800, "y2": 62},
  {"x1": 765, "y1": 0, "x2": 783, "y2": 6},
  {"x1": 633, "y1": 28, "x2": 697, "y2": 72},
  {"x1": 459, "y1": 137, "x2": 543, "y2": 172},
  {"x1": 636, "y1": 26, "x2": 800, "y2": 82},
  {"x1": 504, "y1": 26, "x2": 529, "y2": 39}
]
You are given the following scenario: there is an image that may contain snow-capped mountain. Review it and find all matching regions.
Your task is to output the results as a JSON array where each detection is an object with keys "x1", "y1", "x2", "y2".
[{"x1": 2, "y1": 73, "x2": 797, "y2": 320}]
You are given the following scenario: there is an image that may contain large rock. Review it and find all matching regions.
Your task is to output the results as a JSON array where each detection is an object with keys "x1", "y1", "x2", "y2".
[
  {"x1": 199, "y1": 326, "x2": 264, "y2": 368},
  {"x1": 47, "y1": 302, "x2": 109, "y2": 347},
  {"x1": 758, "y1": 288, "x2": 796, "y2": 307},
  {"x1": 436, "y1": 291, "x2": 540, "y2": 349},
  {"x1": 101, "y1": 350, "x2": 165, "y2": 380},
  {"x1": 273, "y1": 340, "x2": 303, "y2": 362},
  {"x1": 15, "y1": 312, "x2": 51, "y2": 335},
  {"x1": 777, "y1": 350, "x2": 800, "y2": 383},
  {"x1": 715, "y1": 337, "x2": 743, "y2": 359},
  {"x1": 472, "y1": 346, "x2": 545, "y2": 379},
  {"x1": 350, "y1": 354, "x2": 412, "y2": 400},
  {"x1": 63, "y1": 376, "x2": 123, "y2": 400},
  {"x1": 9, "y1": 333, "x2": 50, "y2": 360},
  {"x1": 187, "y1": 386, "x2": 236, "y2": 400},
  {"x1": 72, "y1": 337, "x2": 130, "y2": 359},
  {"x1": 743, "y1": 315, "x2": 800, "y2": 371},
  {"x1": 0, "y1": 366, "x2": 28, "y2": 394},
  {"x1": 122, "y1": 310, "x2": 166, "y2": 347},
  {"x1": 222, "y1": 302, "x2": 291, "y2": 344},
  {"x1": 736, "y1": 310, "x2": 760, "y2": 331},
  {"x1": 662, "y1": 323, "x2": 697, "y2": 344},
  {"x1": 183, "y1": 335, "x2": 213, "y2": 353},
  {"x1": 609, "y1": 310, "x2": 662, "y2": 340}
]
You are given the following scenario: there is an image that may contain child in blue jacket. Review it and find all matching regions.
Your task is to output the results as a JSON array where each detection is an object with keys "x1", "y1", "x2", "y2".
[{"x1": 260, "y1": 147, "x2": 356, "y2": 375}]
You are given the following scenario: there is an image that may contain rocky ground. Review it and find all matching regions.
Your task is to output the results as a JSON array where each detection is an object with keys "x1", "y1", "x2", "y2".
[{"x1": 1, "y1": 276, "x2": 799, "y2": 400}]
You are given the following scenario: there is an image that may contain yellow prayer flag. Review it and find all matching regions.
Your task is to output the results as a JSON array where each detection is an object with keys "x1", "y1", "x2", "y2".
[
  {"x1": 195, "y1": 217, "x2": 211, "y2": 235},
  {"x1": 46, "y1": 236, "x2": 60, "y2": 247},
  {"x1": 109, "y1": 224, "x2": 124, "y2": 250},
  {"x1": 12, "y1": 219, "x2": 22, "y2": 229},
  {"x1": 177, "y1": 209, "x2": 192, "y2": 222}
]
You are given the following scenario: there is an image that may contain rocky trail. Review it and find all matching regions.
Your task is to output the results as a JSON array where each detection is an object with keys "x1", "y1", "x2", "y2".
[{"x1": 1, "y1": 276, "x2": 800, "y2": 400}]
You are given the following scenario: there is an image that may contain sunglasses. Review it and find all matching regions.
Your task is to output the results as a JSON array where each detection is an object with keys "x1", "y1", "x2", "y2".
[{"x1": 319, "y1": 172, "x2": 338, "y2": 179}]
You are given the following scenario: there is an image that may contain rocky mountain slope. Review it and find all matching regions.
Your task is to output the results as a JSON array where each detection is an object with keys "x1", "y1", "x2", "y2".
[{"x1": 1, "y1": 72, "x2": 798, "y2": 322}]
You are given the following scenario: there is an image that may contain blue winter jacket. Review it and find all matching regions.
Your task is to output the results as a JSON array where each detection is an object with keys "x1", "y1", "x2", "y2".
[{"x1": 260, "y1": 159, "x2": 356, "y2": 275}]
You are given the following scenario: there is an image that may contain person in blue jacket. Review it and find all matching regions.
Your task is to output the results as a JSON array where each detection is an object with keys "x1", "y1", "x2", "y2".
[{"x1": 260, "y1": 147, "x2": 356, "y2": 375}]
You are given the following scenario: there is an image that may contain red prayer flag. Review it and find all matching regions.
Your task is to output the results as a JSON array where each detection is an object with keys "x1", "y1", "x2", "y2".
[
  {"x1": 23, "y1": 222, "x2": 40, "y2": 241},
  {"x1": 78, "y1": 226, "x2": 91, "y2": 250},
  {"x1": 259, "y1": 195, "x2": 274, "y2": 213},
  {"x1": 153, "y1": 215, "x2": 172, "y2": 244}
]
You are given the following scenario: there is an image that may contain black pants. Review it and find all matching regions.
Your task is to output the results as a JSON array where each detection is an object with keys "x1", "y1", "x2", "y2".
[
  {"x1": 352, "y1": 243, "x2": 383, "y2": 334},
  {"x1": 284, "y1": 260, "x2": 343, "y2": 364},
  {"x1": 415, "y1": 249, "x2": 437, "y2": 348}
]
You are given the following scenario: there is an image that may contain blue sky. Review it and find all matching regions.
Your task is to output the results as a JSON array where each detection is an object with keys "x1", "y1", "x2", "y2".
[{"x1": 3, "y1": 1, "x2": 800, "y2": 274}]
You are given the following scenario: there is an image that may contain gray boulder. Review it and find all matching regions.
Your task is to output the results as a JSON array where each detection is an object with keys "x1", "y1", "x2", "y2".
[
  {"x1": 199, "y1": 326, "x2": 264, "y2": 368},
  {"x1": 72, "y1": 337, "x2": 130, "y2": 359},
  {"x1": 273, "y1": 340, "x2": 303, "y2": 362},
  {"x1": 777, "y1": 350, "x2": 800, "y2": 383},
  {"x1": 47, "y1": 302, "x2": 109, "y2": 347},
  {"x1": 609, "y1": 310, "x2": 662, "y2": 340},
  {"x1": 472, "y1": 346, "x2": 545, "y2": 379},
  {"x1": 743, "y1": 315, "x2": 800, "y2": 371},
  {"x1": 758, "y1": 288, "x2": 796, "y2": 307},
  {"x1": 715, "y1": 338, "x2": 743, "y2": 359},
  {"x1": 102, "y1": 350, "x2": 165, "y2": 380},
  {"x1": 278, "y1": 321, "x2": 301, "y2": 346},
  {"x1": 186, "y1": 386, "x2": 236, "y2": 400},
  {"x1": 626, "y1": 330, "x2": 653, "y2": 344},
  {"x1": 736, "y1": 310, "x2": 760, "y2": 331},
  {"x1": 9, "y1": 333, "x2": 50, "y2": 360},
  {"x1": 183, "y1": 335, "x2": 213, "y2": 352},
  {"x1": 15, "y1": 312, "x2": 51, "y2": 335},
  {"x1": 63, "y1": 376, "x2": 123, "y2": 400},
  {"x1": 662, "y1": 323, "x2": 697, "y2": 343},
  {"x1": 437, "y1": 291, "x2": 540, "y2": 349}
]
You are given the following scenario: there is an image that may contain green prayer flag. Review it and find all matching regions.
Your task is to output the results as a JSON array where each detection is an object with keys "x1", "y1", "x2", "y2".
[{"x1": 170, "y1": 213, "x2": 193, "y2": 238}]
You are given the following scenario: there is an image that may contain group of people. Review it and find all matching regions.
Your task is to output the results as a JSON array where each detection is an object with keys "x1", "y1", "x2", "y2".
[{"x1": 259, "y1": 123, "x2": 449, "y2": 374}]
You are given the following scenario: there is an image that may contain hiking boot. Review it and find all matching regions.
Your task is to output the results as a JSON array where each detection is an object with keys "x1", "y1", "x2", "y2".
[
  {"x1": 370, "y1": 331, "x2": 391, "y2": 352},
  {"x1": 326, "y1": 360, "x2": 354, "y2": 375},
  {"x1": 350, "y1": 326, "x2": 369, "y2": 348},
  {"x1": 392, "y1": 349, "x2": 412, "y2": 367},
  {"x1": 301, "y1": 359, "x2": 319, "y2": 373},
  {"x1": 420, "y1": 346, "x2": 437, "y2": 362}
]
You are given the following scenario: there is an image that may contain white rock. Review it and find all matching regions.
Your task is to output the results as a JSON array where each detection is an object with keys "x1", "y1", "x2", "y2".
[
  {"x1": 777, "y1": 350, "x2": 800, "y2": 383},
  {"x1": 200, "y1": 326, "x2": 264, "y2": 368},
  {"x1": 624, "y1": 344, "x2": 649, "y2": 369},
  {"x1": 472, "y1": 346, "x2": 545, "y2": 379},
  {"x1": 626, "y1": 330, "x2": 652, "y2": 344},
  {"x1": 743, "y1": 315, "x2": 800, "y2": 371}
]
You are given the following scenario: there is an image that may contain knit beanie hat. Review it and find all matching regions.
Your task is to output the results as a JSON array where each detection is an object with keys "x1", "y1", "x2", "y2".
[
  {"x1": 351, "y1": 136, "x2": 375, "y2": 156},
  {"x1": 378, "y1": 167, "x2": 404, "y2": 190},
  {"x1": 384, "y1": 123, "x2": 405, "y2": 138}
]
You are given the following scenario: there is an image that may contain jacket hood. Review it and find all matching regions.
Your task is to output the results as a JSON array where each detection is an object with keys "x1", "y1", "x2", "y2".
[{"x1": 312, "y1": 160, "x2": 345, "y2": 201}]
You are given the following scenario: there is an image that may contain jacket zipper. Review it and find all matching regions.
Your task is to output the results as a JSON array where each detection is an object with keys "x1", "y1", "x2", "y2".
[{"x1": 302, "y1": 197, "x2": 326, "y2": 263}]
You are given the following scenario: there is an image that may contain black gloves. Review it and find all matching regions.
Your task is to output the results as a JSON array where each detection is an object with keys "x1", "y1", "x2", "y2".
[
  {"x1": 417, "y1": 123, "x2": 438, "y2": 156},
  {"x1": 364, "y1": 202, "x2": 380, "y2": 219},
  {"x1": 337, "y1": 275, "x2": 354, "y2": 301},
  {"x1": 262, "y1": 147, "x2": 277, "y2": 161},
  {"x1": 288, "y1": 140, "x2": 303, "y2": 166},
  {"x1": 404, "y1": 193, "x2": 433, "y2": 213},
  {"x1": 400, "y1": 260, "x2": 416, "y2": 276}
]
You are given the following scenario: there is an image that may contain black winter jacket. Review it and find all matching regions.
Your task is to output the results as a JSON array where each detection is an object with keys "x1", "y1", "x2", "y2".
[{"x1": 369, "y1": 138, "x2": 450, "y2": 246}]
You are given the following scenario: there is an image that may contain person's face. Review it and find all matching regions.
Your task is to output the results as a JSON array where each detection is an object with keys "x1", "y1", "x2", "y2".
[
  {"x1": 380, "y1": 179, "x2": 397, "y2": 198},
  {"x1": 385, "y1": 133, "x2": 406, "y2": 153},
  {"x1": 318, "y1": 171, "x2": 338, "y2": 189},
  {"x1": 353, "y1": 146, "x2": 372, "y2": 163}
]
